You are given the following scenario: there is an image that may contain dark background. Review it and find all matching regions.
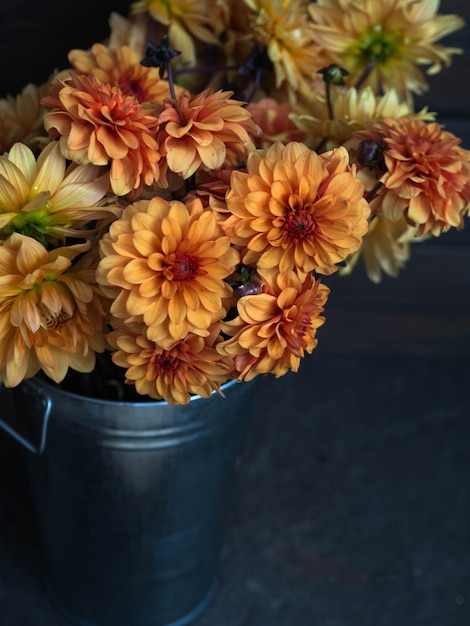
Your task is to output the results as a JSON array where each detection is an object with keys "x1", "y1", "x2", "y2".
[{"x1": 1, "y1": 2, "x2": 470, "y2": 625}]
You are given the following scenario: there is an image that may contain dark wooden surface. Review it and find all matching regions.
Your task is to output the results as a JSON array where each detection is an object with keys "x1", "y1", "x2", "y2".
[{"x1": 1, "y1": 1, "x2": 470, "y2": 625}]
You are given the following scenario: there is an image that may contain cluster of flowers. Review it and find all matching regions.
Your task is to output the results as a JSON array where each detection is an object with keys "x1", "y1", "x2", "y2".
[{"x1": 0, "y1": 0, "x2": 469, "y2": 403}]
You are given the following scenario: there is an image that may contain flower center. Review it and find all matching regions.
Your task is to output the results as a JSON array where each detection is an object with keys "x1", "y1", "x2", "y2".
[
  {"x1": 283, "y1": 208, "x2": 316, "y2": 244},
  {"x1": 118, "y1": 72, "x2": 147, "y2": 103},
  {"x1": 3, "y1": 206, "x2": 54, "y2": 244},
  {"x1": 356, "y1": 26, "x2": 399, "y2": 64},
  {"x1": 172, "y1": 253, "x2": 199, "y2": 281},
  {"x1": 150, "y1": 350, "x2": 179, "y2": 374},
  {"x1": 40, "y1": 309, "x2": 72, "y2": 331}
]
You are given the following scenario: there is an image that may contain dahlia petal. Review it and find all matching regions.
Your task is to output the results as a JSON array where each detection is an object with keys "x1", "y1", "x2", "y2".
[
  {"x1": 6, "y1": 142, "x2": 38, "y2": 186},
  {"x1": 0, "y1": 170, "x2": 25, "y2": 207},
  {"x1": 166, "y1": 140, "x2": 197, "y2": 175},
  {"x1": 407, "y1": 195, "x2": 430, "y2": 225},
  {"x1": 96, "y1": 125, "x2": 129, "y2": 159}
]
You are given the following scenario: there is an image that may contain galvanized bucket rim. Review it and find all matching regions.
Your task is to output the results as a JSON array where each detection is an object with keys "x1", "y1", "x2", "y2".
[{"x1": 24, "y1": 376, "x2": 239, "y2": 408}]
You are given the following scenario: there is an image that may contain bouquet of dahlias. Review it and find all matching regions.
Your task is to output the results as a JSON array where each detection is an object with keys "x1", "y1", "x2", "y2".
[{"x1": 0, "y1": 0, "x2": 468, "y2": 404}]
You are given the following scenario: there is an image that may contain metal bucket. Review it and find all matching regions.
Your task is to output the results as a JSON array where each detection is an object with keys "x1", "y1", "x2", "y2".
[{"x1": 0, "y1": 377, "x2": 255, "y2": 626}]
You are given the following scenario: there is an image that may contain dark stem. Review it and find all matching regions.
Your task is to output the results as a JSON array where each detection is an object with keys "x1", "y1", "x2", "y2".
[
  {"x1": 325, "y1": 82, "x2": 334, "y2": 121},
  {"x1": 355, "y1": 60, "x2": 376, "y2": 91},
  {"x1": 173, "y1": 64, "x2": 239, "y2": 77},
  {"x1": 365, "y1": 181, "x2": 383, "y2": 204},
  {"x1": 166, "y1": 63, "x2": 177, "y2": 99}
]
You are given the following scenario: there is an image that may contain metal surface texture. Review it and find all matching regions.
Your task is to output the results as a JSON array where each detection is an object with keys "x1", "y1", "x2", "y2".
[{"x1": 11, "y1": 378, "x2": 255, "y2": 626}]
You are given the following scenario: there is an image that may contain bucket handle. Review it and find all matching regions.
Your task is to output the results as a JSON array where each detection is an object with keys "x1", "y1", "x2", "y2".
[{"x1": 0, "y1": 383, "x2": 52, "y2": 455}]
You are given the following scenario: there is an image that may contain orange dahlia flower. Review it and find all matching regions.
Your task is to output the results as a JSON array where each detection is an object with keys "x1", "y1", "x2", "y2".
[
  {"x1": 0, "y1": 142, "x2": 116, "y2": 244},
  {"x1": 67, "y1": 44, "x2": 180, "y2": 105},
  {"x1": 0, "y1": 235, "x2": 106, "y2": 387},
  {"x1": 42, "y1": 74, "x2": 164, "y2": 196},
  {"x1": 108, "y1": 321, "x2": 233, "y2": 404},
  {"x1": 224, "y1": 141, "x2": 370, "y2": 276},
  {"x1": 97, "y1": 196, "x2": 239, "y2": 347},
  {"x1": 156, "y1": 88, "x2": 259, "y2": 179},
  {"x1": 218, "y1": 268, "x2": 329, "y2": 381},
  {"x1": 357, "y1": 118, "x2": 470, "y2": 236}
]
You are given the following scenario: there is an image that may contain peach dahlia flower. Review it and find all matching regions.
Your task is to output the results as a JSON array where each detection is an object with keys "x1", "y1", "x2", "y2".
[
  {"x1": 0, "y1": 82, "x2": 48, "y2": 153},
  {"x1": 0, "y1": 142, "x2": 114, "y2": 243},
  {"x1": 357, "y1": 118, "x2": 470, "y2": 236},
  {"x1": 247, "y1": 98, "x2": 306, "y2": 149},
  {"x1": 156, "y1": 88, "x2": 259, "y2": 179},
  {"x1": 224, "y1": 142, "x2": 370, "y2": 276},
  {"x1": 42, "y1": 74, "x2": 164, "y2": 196},
  {"x1": 0, "y1": 235, "x2": 106, "y2": 387},
  {"x1": 97, "y1": 196, "x2": 239, "y2": 348},
  {"x1": 108, "y1": 321, "x2": 233, "y2": 404},
  {"x1": 218, "y1": 268, "x2": 329, "y2": 381},
  {"x1": 67, "y1": 44, "x2": 176, "y2": 106}
]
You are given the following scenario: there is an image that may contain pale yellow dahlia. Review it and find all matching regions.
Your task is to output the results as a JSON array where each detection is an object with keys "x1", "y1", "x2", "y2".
[
  {"x1": 292, "y1": 86, "x2": 434, "y2": 151},
  {"x1": 0, "y1": 235, "x2": 106, "y2": 387},
  {"x1": 356, "y1": 118, "x2": 470, "y2": 236},
  {"x1": 97, "y1": 196, "x2": 239, "y2": 347},
  {"x1": 67, "y1": 44, "x2": 177, "y2": 106},
  {"x1": 108, "y1": 10, "x2": 150, "y2": 57},
  {"x1": 108, "y1": 321, "x2": 233, "y2": 404},
  {"x1": 224, "y1": 141, "x2": 370, "y2": 276},
  {"x1": 215, "y1": 0, "x2": 255, "y2": 69},
  {"x1": 244, "y1": 0, "x2": 327, "y2": 97},
  {"x1": 308, "y1": 0, "x2": 465, "y2": 98},
  {"x1": 218, "y1": 268, "x2": 329, "y2": 381},
  {"x1": 0, "y1": 83, "x2": 49, "y2": 153},
  {"x1": 157, "y1": 88, "x2": 259, "y2": 179},
  {"x1": 0, "y1": 142, "x2": 116, "y2": 244},
  {"x1": 42, "y1": 74, "x2": 164, "y2": 196},
  {"x1": 339, "y1": 214, "x2": 414, "y2": 283},
  {"x1": 131, "y1": 0, "x2": 223, "y2": 64}
]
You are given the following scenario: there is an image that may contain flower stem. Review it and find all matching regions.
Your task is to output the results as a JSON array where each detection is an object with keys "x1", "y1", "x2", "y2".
[
  {"x1": 167, "y1": 63, "x2": 177, "y2": 99},
  {"x1": 355, "y1": 61, "x2": 376, "y2": 91},
  {"x1": 365, "y1": 181, "x2": 383, "y2": 204}
]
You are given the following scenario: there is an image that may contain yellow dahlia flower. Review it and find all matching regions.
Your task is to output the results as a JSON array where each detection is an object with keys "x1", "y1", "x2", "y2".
[
  {"x1": 0, "y1": 235, "x2": 106, "y2": 387},
  {"x1": 42, "y1": 74, "x2": 164, "y2": 196},
  {"x1": 224, "y1": 141, "x2": 370, "y2": 276},
  {"x1": 131, "y1": 0, "x2": 223, "y2": 65},
  {"x1": 292, "y1": 86, "x2": 434, "y2": 151},
  {"x1": 0, "y1": 142, "x2": 115, "y2": 244},
  {"x1": 157, "y1": 88, "x2": 259, "y2": 179},
  {"x1": 244, "y1": 0, "x2": 326, "y2": 97},
  {"x1": 308, "y1": 0, "x2": 465, "y2": 98},
  {"x1": 218, "y1": 268, "x2": 329, "y2": 381},
  {"x1": 97, "y1": 196, "x2": 239, "y2": 347},
  {"x1": 339, "y1": 215, "x2": 413, "y2": 283},
  {"x1": 108, "y1": 10, "x2": 150, "y2": 58},
  {"x1": 108, "y1": 321, "x2": 233, "y2": 404}
]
